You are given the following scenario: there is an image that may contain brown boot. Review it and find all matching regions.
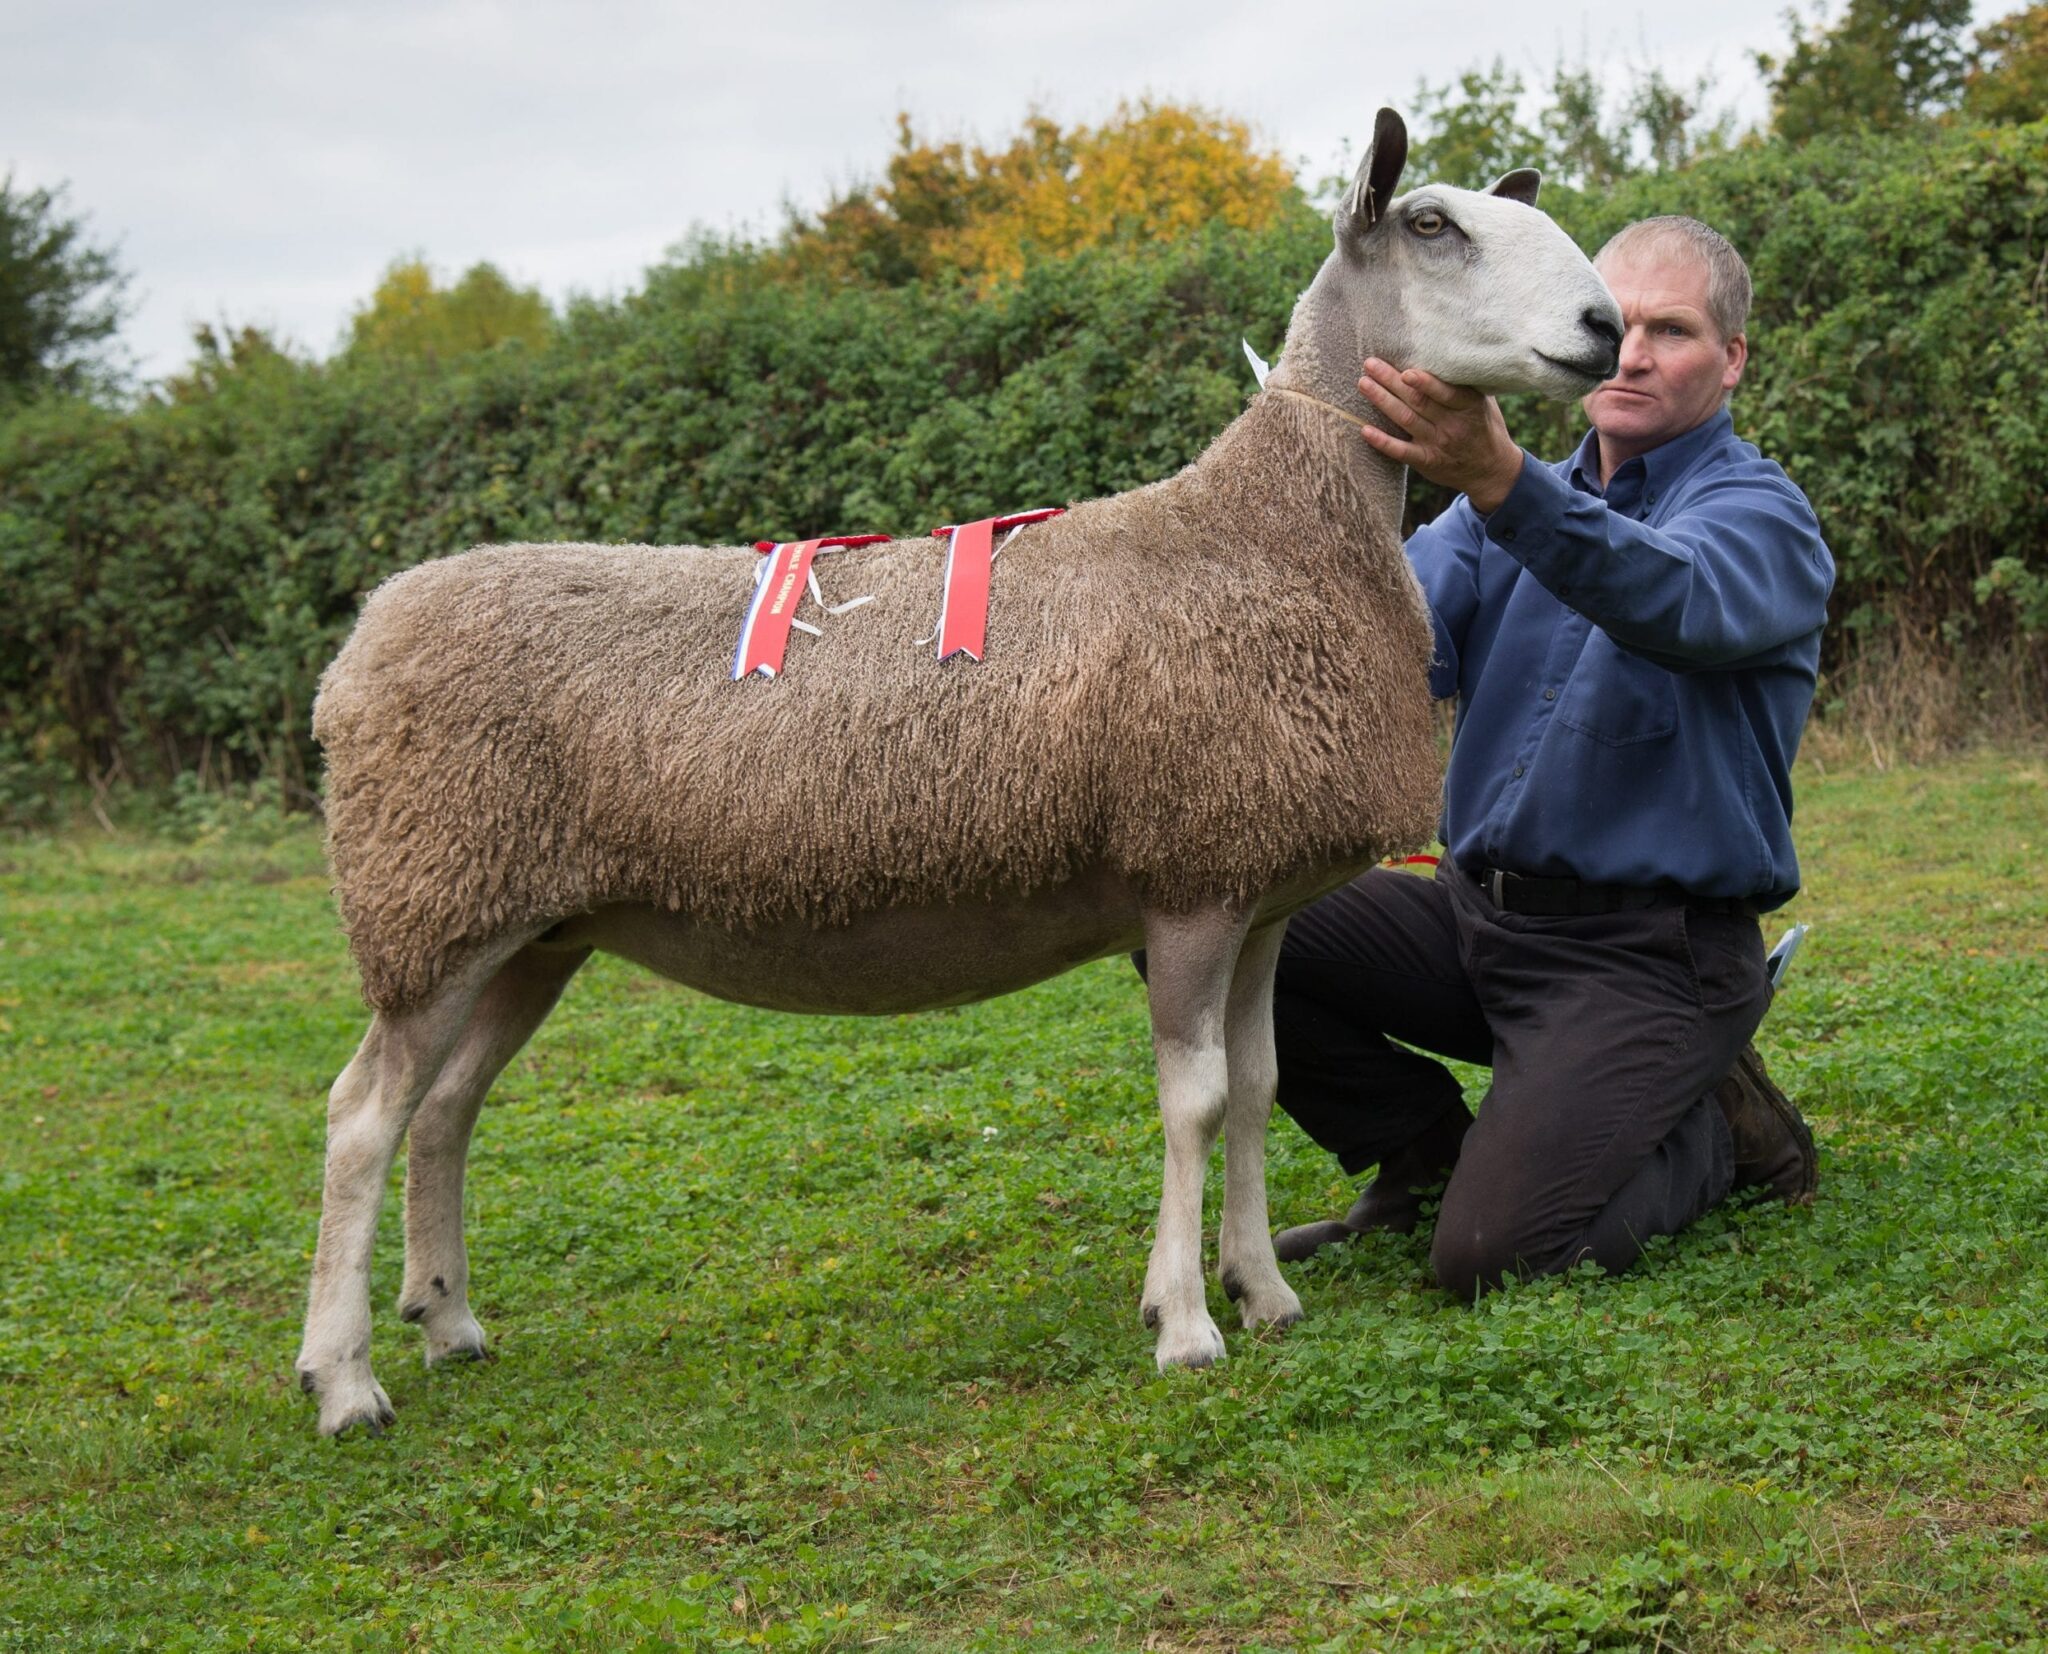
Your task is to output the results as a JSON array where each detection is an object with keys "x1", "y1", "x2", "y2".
[
  {"x1": 1714, "y1": 1043, "x2": 1818, "y2": 1204},
  {"x1": 1274, "y1": 1110, "x2": 1469, "y2": 1263}
]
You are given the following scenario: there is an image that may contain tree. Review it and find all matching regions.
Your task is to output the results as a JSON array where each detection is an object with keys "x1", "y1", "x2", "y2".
[
  {"x1": 0, "y1": 174, "x2": 129, "y2": 406},
  {"x1": 1620, "y1": 66, "x2": 1738, "y2": 174},
  {"x1": 1757, "y1": 0, "x2": 1975, "y2": 141},
  {"x1": 1535, "y1": 60, "x2": 1734, "y2": 190},
  {"x1": 1539, "y1": 64, "x2": 1634, "y2": 192},
  {"x1": 161, "y1": 322, "x2": 303, "y2": 405},
  {"x1": 344, "y1": 258, "x2": 552, "y2": 361},
  {"x1": 1403, "y1": 55, "x2": 1734, "y2": 198},
  {"x1": 778, "y1": 101, "x2": 1302, "y2": 287},
  {"x1": 1405, "y1": 60, "x2": 1546, "y2": 190},
  {"x1": 1965, "y1": 3, "x2": 2048, "y2": 122}
]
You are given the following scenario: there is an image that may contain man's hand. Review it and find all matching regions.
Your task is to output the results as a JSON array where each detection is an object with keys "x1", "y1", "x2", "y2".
[{"x1": 1356, "y1": 359, "x2": 1526, "y2": 516}]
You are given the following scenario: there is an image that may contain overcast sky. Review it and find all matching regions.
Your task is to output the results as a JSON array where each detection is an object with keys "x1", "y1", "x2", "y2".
[{"x1": 3, "y1": 0, "x2": 2005, "y2": 382}]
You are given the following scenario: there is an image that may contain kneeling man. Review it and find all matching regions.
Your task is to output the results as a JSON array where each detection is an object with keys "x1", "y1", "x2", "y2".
[{"x1": 1273, "y1": 215, "x2": 1831, "y2": 1290}]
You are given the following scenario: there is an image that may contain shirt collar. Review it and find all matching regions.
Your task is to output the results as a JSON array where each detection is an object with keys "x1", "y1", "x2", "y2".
[{"x1": 1566, "y1": 407, "x2": 1734, "y2": 500}]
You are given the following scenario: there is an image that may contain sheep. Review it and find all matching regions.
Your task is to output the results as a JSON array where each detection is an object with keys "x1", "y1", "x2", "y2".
[{"x1": 295, "y1": 108, "x2": 1624, "y2": 1436}]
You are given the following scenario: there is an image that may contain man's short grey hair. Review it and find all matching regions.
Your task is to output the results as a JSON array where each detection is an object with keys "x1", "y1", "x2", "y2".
[{"x1": 1595, "y1": 216, "x2": 1753, "y2": 343}]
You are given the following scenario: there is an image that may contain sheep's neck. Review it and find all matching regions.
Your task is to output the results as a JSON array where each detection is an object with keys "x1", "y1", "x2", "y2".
[
  {"x1": 1264, "y1": 259, "x2": 1406, "y2": 426},
  {"x1": 1204, "y1": 389, "x2": 1411, "y2": 541},
  {"x1": 1254, "y1": 388, "x2": 1412, "y2": 531}
]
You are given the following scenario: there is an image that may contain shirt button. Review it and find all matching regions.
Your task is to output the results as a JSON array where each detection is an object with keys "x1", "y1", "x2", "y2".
[
  {"x1": 1543, "y1": 688, "x2": 1556, "y2": 701},
  {"x1": 1500, "y1": 527, "x2": 1517, "y2": 543},
  {"x1": 1513, "y1": 765, "x2": 1525, "y2": 778}
]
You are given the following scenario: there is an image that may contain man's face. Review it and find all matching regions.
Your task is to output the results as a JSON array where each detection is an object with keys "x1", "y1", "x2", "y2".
[{"x1": 1581, "y1": 249, "x2": 1746, "y2": 466}]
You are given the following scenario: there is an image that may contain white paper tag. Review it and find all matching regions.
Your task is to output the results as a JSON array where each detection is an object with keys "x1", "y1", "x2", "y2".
[{"x1": 1242, "y1": 337, "x2": 1271, "y2": 389}]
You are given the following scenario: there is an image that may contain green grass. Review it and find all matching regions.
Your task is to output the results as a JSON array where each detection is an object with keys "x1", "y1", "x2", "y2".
[{"x1": 2, "y1": 754, "x2": 2045, "y2": 1651}]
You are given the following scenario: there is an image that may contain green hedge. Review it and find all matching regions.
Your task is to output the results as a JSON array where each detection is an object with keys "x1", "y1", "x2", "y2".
[{"x1": 1, "y1": 121, "x2": 2043, "y2": 800}]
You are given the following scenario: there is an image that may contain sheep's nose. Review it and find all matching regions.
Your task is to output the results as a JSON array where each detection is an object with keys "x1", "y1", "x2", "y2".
[{"x1": 1581, "y1": 308, "x2": 1622, "y2": 373}]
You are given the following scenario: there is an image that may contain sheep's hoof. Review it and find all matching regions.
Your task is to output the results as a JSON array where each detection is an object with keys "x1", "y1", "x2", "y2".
[
  {"x1": 1231, "y1": 1279, "x2": 1305, "y2": 1332},
  {"x1": 300, "y1": 1362, "x2": 397, "y2": 1438},
  {"x1": 423, "y1": 1318, "x2": 489, "y2": 1367},
  {"x1": 329, "y1": 1404, "x2": 396, "y2": 1439},
  {"x1": 1153, "y1": 1316, "x2": 1228, "y2": 1371},
  {"x1": 1246, "y1": 1305, "x2": 1304, "y2": 1336}
]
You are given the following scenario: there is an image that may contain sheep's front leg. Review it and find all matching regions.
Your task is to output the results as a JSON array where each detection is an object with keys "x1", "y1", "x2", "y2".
[
  {"x1": 1217, "y1": 920, "x2": 1302, "y2": 1332},
  {"x1": 1138, "y1": 905, "x2": 1248, "y2": 1370}
]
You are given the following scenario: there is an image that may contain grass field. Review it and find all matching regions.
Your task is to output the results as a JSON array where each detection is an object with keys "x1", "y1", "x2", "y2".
[{"x1": 2, "y1": 754, "x2": 2045, "y2": 1651}]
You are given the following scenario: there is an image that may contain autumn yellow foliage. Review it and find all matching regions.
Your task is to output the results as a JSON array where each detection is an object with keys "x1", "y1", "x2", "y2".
[
  {"x1": 780, "y1": 101, "x2": 1302, "y2": 286},
  {"x1": 345, "y1": 258, "x2": 552, "y2": 361}
]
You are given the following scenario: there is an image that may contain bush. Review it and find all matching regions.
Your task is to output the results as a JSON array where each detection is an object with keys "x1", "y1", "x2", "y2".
[
  {"x1": 0, "y1": 121, "x2": 2042, "y2": 797},
  {"x1": 0, "y1": 213, "x2": 1324, "y2": 794}
]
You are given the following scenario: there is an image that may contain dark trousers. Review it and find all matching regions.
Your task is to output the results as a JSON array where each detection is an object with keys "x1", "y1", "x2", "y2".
[{"x1": 1274, "y1": 862, "x2": 1773, "y2": 1296}]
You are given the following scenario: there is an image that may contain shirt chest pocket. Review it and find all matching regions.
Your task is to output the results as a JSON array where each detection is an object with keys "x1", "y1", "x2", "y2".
[{"x1": 1554, "y1": 632, "x2": 1678, "y2": 747}]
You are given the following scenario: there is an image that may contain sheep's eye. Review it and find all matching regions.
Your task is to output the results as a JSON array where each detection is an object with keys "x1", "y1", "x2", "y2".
[{"x1": 1410, "y1": 209, "x2": 1448, "y2": 237}]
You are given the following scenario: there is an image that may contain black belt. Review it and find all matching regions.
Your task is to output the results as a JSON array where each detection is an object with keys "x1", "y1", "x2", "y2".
[{"x1": 1471, "y1": 865, "x2": 1756, "y2": 918}]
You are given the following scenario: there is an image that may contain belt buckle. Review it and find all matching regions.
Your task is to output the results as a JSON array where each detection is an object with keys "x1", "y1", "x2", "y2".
[{"x1": 1487, "y1": 868, "x2": 1507, "y2": 906}]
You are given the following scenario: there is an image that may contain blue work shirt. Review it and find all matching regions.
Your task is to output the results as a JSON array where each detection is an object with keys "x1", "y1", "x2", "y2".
[{"x1": 1409, "y1": 408, "x2": 1834, "y2": 909}]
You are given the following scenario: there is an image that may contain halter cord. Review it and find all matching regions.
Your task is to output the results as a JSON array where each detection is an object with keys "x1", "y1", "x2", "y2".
[{"x1": 1265, "y1": 385, "x2": 1379, "y2": 438}]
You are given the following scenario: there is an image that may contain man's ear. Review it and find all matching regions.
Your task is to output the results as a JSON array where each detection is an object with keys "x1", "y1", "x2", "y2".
[
  {"x1": 1723, "y1": 330, "x2": 1748, "y2": 393},
  {"x1": 1339, "y1": 108, "x2": 1408, "y2": 240},
  {"x1": 1486, "y1": 167, "x2": 1541, "y2": 207}
]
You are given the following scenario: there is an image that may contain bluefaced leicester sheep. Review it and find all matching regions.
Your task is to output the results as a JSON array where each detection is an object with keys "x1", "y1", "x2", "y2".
[{"x1": 296, "y1": 108, "x2": 1623, "y2": 1436}]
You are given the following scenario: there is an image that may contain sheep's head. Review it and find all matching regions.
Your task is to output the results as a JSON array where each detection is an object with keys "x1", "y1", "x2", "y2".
[{"x1": 1300, "y1": 108, "x2": 1622, "y2": 402}]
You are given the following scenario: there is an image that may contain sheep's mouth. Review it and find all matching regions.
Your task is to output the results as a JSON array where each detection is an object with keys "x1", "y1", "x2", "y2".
[{"x1": 1536, "y1": 350, "x2": 1618, "y2": 384}]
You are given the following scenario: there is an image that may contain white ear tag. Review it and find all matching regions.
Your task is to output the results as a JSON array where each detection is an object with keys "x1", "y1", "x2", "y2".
[{"x1": 1242, "y1": 337, "x2": 1271, "y2": 389}]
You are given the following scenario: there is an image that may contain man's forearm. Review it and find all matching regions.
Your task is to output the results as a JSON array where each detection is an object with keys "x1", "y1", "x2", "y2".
[{"x1": 1478, "y1": 461, "x2": 1833, "y2": 668}]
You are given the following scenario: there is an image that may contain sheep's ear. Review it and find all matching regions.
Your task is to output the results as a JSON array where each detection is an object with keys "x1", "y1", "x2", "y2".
[
  {"x1": 1487, "y1": 167, "x2": 1542, "y2": 207},
  {"x1": 1340, "y1": 107, "x2": 1408, "y2": 238}
]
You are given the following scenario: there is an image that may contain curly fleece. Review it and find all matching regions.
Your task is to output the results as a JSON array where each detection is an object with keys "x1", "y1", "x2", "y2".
[{"x1": 315, "y1": 392, "x2": 1442, "y2": 1013}]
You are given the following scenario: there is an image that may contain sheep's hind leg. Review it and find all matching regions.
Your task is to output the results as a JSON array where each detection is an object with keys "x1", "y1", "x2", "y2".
[
  {"x1": 399, "y1": 944, "x2": 591, "y2": 1368},
  {"x1": 1216, "y1": 920, "x2": 1303, "y2": 1333},
  {"x1": 295, "y1": 945, "x2": 521, "y2": 1437},
  {"x1": 1138, "y1": 904, "x2": 1248, "y2": 1370}
]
